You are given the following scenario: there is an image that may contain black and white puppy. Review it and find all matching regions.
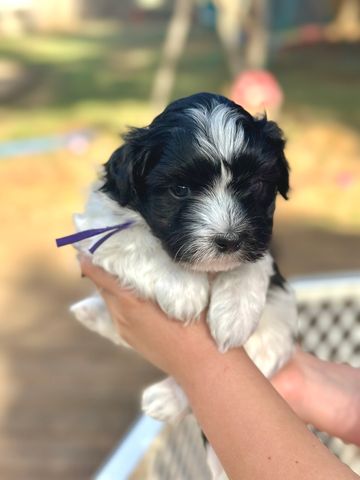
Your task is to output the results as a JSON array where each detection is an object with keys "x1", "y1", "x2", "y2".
[{"x1": 71, "y1": 92, "x2": 297, "y2": 478}]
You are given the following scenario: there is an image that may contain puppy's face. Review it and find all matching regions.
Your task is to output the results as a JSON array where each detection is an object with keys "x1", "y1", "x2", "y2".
[{"x1": 102, "y1": 93, "x2": 289, "y2": 272}]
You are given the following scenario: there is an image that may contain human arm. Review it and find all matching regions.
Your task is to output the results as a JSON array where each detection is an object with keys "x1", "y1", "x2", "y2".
[{"x1": 79, "y1": 256, "x2": 359, "y2": 480}]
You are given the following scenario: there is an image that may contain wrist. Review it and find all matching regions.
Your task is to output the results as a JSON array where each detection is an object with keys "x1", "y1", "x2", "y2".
[{"x1": 176, "y1": 343, "x2": 250, "y2": 397}]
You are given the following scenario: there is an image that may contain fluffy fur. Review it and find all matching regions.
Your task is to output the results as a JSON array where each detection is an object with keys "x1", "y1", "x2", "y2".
[{"x1": 70, "y1": 93, "x2": 297, "y2": 479}]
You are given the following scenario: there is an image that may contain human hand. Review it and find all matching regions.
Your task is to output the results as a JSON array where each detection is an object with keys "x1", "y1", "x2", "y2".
[
  {"x1": 272, "y1": 348, "x2": 360, "y2": 446},
  {"x1": 79, "y1": 255, "x2": 218, "y2": 383}
]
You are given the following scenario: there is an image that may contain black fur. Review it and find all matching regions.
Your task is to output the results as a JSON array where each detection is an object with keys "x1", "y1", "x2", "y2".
[{"x1": 270, "y1": 261, "x2": 287, "y2": 290}]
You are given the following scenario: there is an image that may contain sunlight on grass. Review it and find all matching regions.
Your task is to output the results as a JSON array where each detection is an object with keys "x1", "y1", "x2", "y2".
[
  {"x1": 0, "y1": 36, "x2": 105, "y2": 63},
  {"x1": 0, "y1": 100, "x2": 155, "y2": 141}
]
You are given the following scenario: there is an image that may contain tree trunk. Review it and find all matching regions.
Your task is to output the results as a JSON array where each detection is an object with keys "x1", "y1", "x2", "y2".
[
  {"x1": 214, "y1": 0, "x2": 252, "y2": 77},
  {"x1": 327, "y1": 0, "x2": 360, "y2": 40},
  {"x1": 214, "y1": 0, "x2": 270, "y2": 78},
  {"x1": 150, "y1": 0, "x2": 193, "y2": 111},
  {"x1": 244, "y1": 0, "x2": 270, "y2": 69}
]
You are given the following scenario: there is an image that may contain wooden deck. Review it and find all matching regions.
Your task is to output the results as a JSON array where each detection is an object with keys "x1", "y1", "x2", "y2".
[{"x1": 1, "y1": 222, "x2": 360, "y2": 479}]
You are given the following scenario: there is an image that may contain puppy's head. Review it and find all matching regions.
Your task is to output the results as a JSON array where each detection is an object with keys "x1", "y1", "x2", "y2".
[{"x1": 102, "y1": 93, "x2": 289, "y2": 271}]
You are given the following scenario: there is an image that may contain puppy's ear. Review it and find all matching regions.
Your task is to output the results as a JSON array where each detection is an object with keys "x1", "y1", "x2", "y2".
[
  {"x1": 101, "y1": 127, "x2": 158, "y2": 207},
  {"x1": 101, "y1": 144, "x2": 136, "y2": 206},
  {"x1": 276, "y1": 150, "x2": 290, "y2": 200},
  {"x1": 261, "y1": 118, "x2": 290, "y2": 200}
]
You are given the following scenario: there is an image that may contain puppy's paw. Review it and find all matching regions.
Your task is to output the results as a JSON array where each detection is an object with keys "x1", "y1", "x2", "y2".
[
  {"x1": 208, "y1": 262, "x2": 270, "y2": 352},
  {"x1": 208, "y1": 304, "x2": 258, "y2": 353},
  {"x1": 142, "y1": 377, "x2": 190, "y2": 423},
  {"x1": 154, "y1": 274, "x2": 209, "y2": 323},
  {"x1": 245, "y1": 333, "x2": 294, "y2": 379},
  {"x1": 244, "y1": 287, "x2": 297, "y2": 378},
  {"x1": 70, "y1": 296, "x2": 127, "y2": 346}
]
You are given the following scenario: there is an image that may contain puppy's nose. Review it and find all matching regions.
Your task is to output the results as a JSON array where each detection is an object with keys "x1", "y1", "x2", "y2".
[{"x1": 214, "y1": 235, "x2": 242, "y2": 253}]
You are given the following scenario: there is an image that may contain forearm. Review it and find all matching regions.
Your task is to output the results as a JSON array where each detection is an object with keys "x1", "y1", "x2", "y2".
[{"x1": 177, "y1": 347, "x2": 358, "y2": 480}]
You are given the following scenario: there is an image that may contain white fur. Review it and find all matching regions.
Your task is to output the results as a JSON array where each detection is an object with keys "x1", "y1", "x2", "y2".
[
  {"x1": 187, "y1": 103, "x2": 246, "y2": 162},
  {"x1": 244, "y1": 283, "x2": 297, "y2": 377},
  {"x1": 70, "y1": 294, "x2": 125, "y2": 346},
  {"x1": 208, "y1": 253, "x2": 273, "y2": 352},
  {"x1": 142, "y1": 377, "x2": 190, "y2": 422},
  {"x1": 207, "y1": 444, "x2": 229, "y2": 480}
]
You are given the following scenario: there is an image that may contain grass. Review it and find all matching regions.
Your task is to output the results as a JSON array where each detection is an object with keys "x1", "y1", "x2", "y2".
[
  {"x1": 0, "y1": 23, "x2": 227, "y2": 139},
  {"x1": 0, "y1": 22, "x2": 359, "y2": 141}
]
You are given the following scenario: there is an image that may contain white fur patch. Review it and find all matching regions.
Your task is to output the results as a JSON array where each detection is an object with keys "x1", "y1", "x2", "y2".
[
  {"x1": 187, "y1": 103, "x2": 245, "y2": 162},
  {"x1": 244, "y1": 283, "x2": 297, "y2": 378},
  {"x1": 142, "y1": 377, "x2": 190, "y2": 422},
  {"x1": 208, "y1": 252, "x2": 273, "y2": 352},
  {"x1": 193, "y1": 179, "x2": 246, "y2": 234},
  {"x1": 70, "y1": 294, "x2": 126, "y2": 346},
  {"x1": 206, "y1": 444, "x2": 229, "y2": 480}
]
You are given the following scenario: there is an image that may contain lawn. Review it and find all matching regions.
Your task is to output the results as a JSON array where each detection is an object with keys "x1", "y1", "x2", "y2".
[{"x1": 1, "y1": 22, "x2": 359, "y2": 139}]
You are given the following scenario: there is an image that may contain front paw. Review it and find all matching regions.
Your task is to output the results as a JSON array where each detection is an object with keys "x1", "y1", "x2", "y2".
[
  {"x1": 154, "y1": 273, "x2": 209, "y2": 323},
  {"x1": 208, "y1": 272, "x2": 267, "y2": 352},
  {"x1": 142, "y1": 377, "x2": 190, "y2": 423},
  {"x1": 208, "y1": 301, "x2": 260, "y2": 353}
]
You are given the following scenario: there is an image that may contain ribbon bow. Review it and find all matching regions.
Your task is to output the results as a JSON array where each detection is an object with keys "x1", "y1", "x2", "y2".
[{"x1": 55, "y1": 220, "x2": 135, "y2": 254}]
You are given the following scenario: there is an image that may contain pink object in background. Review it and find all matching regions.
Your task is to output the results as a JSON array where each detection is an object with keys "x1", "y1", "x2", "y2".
[
  {"x1": 230, "y1": 69, "x2": 284, "y2": 117},
  {"x1": 335, "y1": 172, "x2": 355, "y2": 189}
]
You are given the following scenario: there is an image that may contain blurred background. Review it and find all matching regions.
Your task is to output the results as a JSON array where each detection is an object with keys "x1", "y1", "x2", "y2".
[{"x1": 0, "y1": 0, "x2": 359, "y2": 478}]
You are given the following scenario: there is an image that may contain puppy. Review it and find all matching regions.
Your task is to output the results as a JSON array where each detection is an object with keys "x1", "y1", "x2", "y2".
[{"x1": 70, "y1": 92, "x2": 297, "y2": 478}]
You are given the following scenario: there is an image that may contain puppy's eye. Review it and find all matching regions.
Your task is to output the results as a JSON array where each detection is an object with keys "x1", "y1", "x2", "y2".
[{"x1": 170, "y1": 185, "x2": 190, "y2": 199}]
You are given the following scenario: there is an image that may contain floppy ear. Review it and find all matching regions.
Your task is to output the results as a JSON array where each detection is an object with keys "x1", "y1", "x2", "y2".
[
  {"x1": 261, "y1": 118, "x2": 290, "y2": 200},
  {"x1": 101, "y1": 144, "x2": 136, "y2": 206},
  {"x1": 276, "y1": 150, "x2": 290, "y2": 200},
  {"x1": 101, "y1": 126, "x2": 159, "y2": 207}
]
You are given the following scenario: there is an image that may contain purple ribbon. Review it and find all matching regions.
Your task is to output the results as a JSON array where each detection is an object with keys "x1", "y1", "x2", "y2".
[{"x1": 55, "y1": 220, "x2": 134, "y2": 254}]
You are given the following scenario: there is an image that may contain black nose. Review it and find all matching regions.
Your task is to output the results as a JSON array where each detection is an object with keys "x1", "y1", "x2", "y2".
[{"x1": 214, "y1": 235, "x2": 242, "y2": 253}]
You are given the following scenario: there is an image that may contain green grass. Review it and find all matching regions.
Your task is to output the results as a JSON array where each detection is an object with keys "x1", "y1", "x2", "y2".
[{"x1": 0, "y1": 22, "x2": 359, "y2": 140}]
